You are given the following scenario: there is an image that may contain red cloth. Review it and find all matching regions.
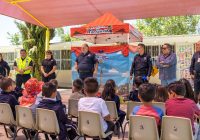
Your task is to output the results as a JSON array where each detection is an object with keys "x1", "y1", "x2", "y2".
[
  {"x1": 71, "y1": 45, "x2": 130, "y2": 57},
  {"x1": 20, "y1": 78, "x2": 44, "y2": 107},
  {"x1": 165, "y1": 98, "x2": 200, "y2": 133}
]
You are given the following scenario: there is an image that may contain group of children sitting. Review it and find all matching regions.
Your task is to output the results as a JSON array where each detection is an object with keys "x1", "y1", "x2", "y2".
[
  {"x1": 0, "y1": 75, "x2": 200, "y2": 140},
  {"x1": 129, "y1": 76, "x2": 200, "y2": 139}
]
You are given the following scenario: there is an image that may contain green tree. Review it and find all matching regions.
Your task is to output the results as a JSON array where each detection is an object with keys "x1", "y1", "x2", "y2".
[
  {"x1": 136, "y1": 16, "x2": 200, "y2": 36},
  {"x1": 15, "y1": 21, "x2": 55, "y2": 79},
  {"x1": 56, "y1": 28, "x2": 79, "y2": 42},
  {"x1": 7, "y1": 32, "x2": 21, "y2": 45}
]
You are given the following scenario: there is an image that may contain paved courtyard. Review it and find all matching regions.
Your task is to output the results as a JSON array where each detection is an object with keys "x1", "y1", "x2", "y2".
[{"x1": 0, "y1": 89, "x2": 128, "y2": 140}]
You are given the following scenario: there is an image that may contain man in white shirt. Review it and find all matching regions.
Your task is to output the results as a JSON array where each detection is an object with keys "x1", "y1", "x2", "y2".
[{"x1": 78, "y1": 77, "x2": 114, "y2": 139}]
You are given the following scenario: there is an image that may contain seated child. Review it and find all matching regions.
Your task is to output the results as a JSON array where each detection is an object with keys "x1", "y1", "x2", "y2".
[
  {"x1": 154, "y1": 84, "x2": 168, "y2": 102},
  {"x1": 102, "y1": 79, "x2": 126, "y2": 132},
  {"x1": 78, "y1": 78, "x2": 114, "y2": 139},
  {"x1": 70, "y1": 79, "x2": 85, "y2": 100},
  {"x1": 37, "y1": 82, "x2": 78, "y2": 140},
  {"x1": 20, "y1": 78, "x2": 43, "y2": 117},
  {"x1": 0, "y1": 77, "x2": 19, "y2": 136},
  {"x1": 166, "y1": 81, "x2": 200, "y2": 135},
  {"x1": 129, "y1": 76, "x2": 144, "y2": 102},
  {"x1": 132, "y1": 83, "x2": 164, "y2": 126},
  {"x1": 179, "y1": 78, "x2": 197, "y2": 103},
  {"x1": 49, "y1": 79, "x2": 62, "y2": 101},
  {"x1": 0, "y1": 77, "x2": 19, "y2": 119}
]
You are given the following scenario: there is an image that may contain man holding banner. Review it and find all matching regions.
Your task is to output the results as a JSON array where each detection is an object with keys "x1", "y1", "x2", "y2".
[{"x1": 75, "y1": 43, "x2": 98, "y2": 81}]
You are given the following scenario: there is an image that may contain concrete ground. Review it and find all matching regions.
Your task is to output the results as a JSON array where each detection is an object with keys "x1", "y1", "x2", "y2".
[{"x1": 0, "y1": 89, "x2": 128, "y2": 140}]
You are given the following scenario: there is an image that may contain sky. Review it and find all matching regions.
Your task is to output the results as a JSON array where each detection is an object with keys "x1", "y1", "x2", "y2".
[
  {"x1": 0, "y1": 15, "x2": 136, "y2": 46},
  {"x1": 0, "y1": 15, "x2": 20, "y2": 46}
]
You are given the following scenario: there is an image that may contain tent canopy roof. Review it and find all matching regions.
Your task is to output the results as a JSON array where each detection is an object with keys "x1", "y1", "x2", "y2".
[
  {"x1": 83, "y1": 13, "x2": 124, "y2": 27},
  {"x1": 70, "y1": 13, "x2": 142, "y2": 44},
  {"x1": 1, "y1": 0, "x2": 200, "y2": 28}
]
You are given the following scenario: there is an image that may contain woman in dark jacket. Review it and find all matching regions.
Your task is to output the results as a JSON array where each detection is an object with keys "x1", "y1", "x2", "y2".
[{"x1": 0, "y1": 53, "x2": 10, "y2": 77}]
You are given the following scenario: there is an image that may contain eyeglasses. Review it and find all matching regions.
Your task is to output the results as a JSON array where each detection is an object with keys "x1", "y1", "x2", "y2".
[{"x1": 162, "y1": 47, "x2": 168, "y2": 50}]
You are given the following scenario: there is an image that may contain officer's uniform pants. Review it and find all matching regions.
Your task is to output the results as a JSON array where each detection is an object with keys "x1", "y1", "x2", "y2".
[
  {"x1": 79, "y1": 72, "x2": 93, "y2": 81},
  {"x1": 194, "y1": 77, "x2": 200, "y2": 95},
  {"x1": 42, "y1": 74, "x2": 56, "y2": 83},
  {"x1": 16, "y1": 74, "x2": 31, "y2": 88}
]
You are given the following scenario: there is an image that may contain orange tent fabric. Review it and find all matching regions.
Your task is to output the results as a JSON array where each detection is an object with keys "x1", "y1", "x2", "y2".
[
  {"x1": 71, "y1": 45, "x2": 130, "y2": 57},
  {"x1": 70, "y1": 13, "x2": 142, "y2": 43},
  {"x1": 71, "y1": 13, "x2": 140, "y2": 36}
]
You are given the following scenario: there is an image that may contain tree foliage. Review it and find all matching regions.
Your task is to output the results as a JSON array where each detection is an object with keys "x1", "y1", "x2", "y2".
[
  {"x1": 7, "y1": 32, "x2": 21, "y2": 45},
  {"x1": 56, "y1": 28, "x2": 79, "y2": 42},
  {"x1": 15, "y1": 21, "x2": 55, "y2": 79},
  {"x1": 136, "y1": 16, "x2": 200, "y2": 36}
]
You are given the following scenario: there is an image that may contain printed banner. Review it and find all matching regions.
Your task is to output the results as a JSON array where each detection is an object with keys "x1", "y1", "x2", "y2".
[
  {"x1": 87, "y1": 26, "x2": 112, "y2": 34},
  {"x1": 71, "y1": 46, "x2": 136, "y2": 94}
]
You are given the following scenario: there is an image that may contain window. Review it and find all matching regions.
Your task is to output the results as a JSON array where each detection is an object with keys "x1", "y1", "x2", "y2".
[
  {"x1": 52, "y1": 50, "x2": 71, "y2": 70},
  {"x1": 2, "y1": 53, "x2": 14, "y2": 70}
]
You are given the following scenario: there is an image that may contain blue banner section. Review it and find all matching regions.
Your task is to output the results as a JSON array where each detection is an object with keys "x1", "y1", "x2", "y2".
[{"x1": 71, "y1": 51, "x2": 136, "y2": 94}]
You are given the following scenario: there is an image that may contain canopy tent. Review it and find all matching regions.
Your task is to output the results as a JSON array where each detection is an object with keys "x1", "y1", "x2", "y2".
[
  {"x1": 1, "y1": 0, "x2": 200, "y2": 28},
  {"x1": 70, "y1": 13, "x2": 143, "y2": 44}
]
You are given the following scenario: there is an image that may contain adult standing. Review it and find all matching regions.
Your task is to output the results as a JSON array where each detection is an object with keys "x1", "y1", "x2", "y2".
[
  {"x1": 75, "y1": 43, "x2": 98, "y2": 81},
  {"x1": 130, "y1": 43, "x2": 152, "y2": 81},
  {"x1": 41, "y1": 50, "x2": 57, "y2": 82},
  {"x1": 190, "y1": 44, "x2": 200, "y2": 96},
  {"x1": 156, "y1": 43, "x2": 177, "y2": 86},
  {"x1": 14, "y1": 49, "x2": 33, "y2": 88},
  {"x1": 0, "y1": 53, "x2": 10, "y2": 77}
]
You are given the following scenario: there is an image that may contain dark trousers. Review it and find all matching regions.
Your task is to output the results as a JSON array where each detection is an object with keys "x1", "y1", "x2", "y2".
[
  {"x1": 42, "y1": 74, "x2": 56, "y2": 83},
  {"x1": 16, "y1": 74, "x2": 31, "y2": 88},
  {"x1": 93, "y1": 121, "x2": 114, "y2": 140},
  {"x1": 194, "y1": 78, "x2": 200, "y2": 95},
  {"x1": 117, "y1": 110, "x2": 126, "y2": 126},
  {"x1": 79, "y1": 72, "x2": 93, "y2": 81}
]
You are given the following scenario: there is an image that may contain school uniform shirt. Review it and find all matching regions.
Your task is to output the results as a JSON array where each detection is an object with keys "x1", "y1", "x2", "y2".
[
  {"x1": 166, "y1": 98, "x2": 200, "y2": 133},
  {"x1": 69, "y1": 91, "x2": 85, "y2": 100},
  {"x1": 78, "y1": 97, "x2": 110, "y2": 132},
  {"x1": 41, "y1": 58, "x2": 56, "y2": 76},
  {"x1": 132, "y1": 105, "x2": 164, "y2": 125},
  {"x1": 37, "y1": 98, "x2": 71, "y2": 140},
  {"x1": 0, "y1": 91, "x2": 19, "y2": 119}
]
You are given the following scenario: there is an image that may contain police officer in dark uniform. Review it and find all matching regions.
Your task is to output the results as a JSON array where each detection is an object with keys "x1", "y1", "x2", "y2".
[
  {"x1": 75, "y1": 43, "x2": 98, "y2": 81},
  {"x1": 130, "y1": 43, "x2": 152, "y2": 81},
  {"x1": 190, "y1": 45, "x2": 200, "y2": 96},
  {"x1": 0, "y1": 53, "x2": 10, "y2": 77},
  {"x1": 41, "y1": 50, "x2": 57, "y2": 82}
]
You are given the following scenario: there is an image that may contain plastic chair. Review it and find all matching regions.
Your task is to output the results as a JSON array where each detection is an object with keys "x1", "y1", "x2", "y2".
[
  {"x1": 15, "y1": 105, "x2": 36, "y2": 139},
  {"x1": 78, "y1": 111, "x2": 113, "y2": 139},
  {"x1": 123, "y1": 101, "x2": 142, "y2": 139},
  {"x1": 129, "y1": 115, "x2": 159, "y2": 140},
  {"x1": 68, "y1": 99, "x2": 79, "y2": 121},
  {"x1": 160, "y1": 116, "x2": 194, "y2": 140},
  {"x1": 35, "y1": 108, "x2": 60, "y2": 139},
  {"x1": 105, "y1": 101, "x2": 124, "y2": 138},
  {"x1": 152, "y1": 102, "x2": 165, "y2": 115},
  {"x1": 0, "y1": 103, "x2": 17, "y2": 139}
]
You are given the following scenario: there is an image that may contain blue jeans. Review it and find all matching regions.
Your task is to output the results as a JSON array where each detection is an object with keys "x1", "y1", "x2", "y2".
[{"x1": 161, "y1": 79, "x2": 176, "y2": 86}]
